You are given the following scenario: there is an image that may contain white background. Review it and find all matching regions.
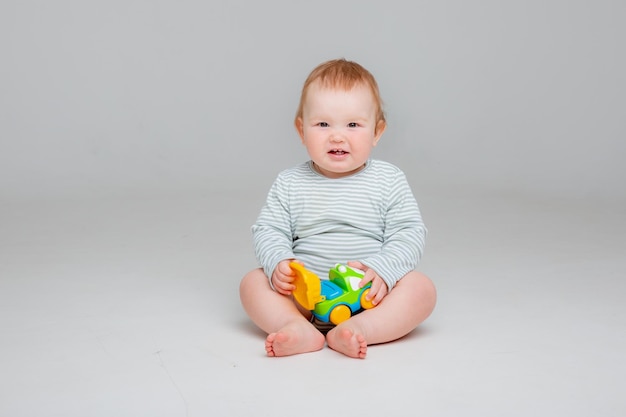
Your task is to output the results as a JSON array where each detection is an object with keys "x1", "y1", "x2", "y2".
[
  {"x1": 1, "y1": 2, "x2": 625, "y2": 416},
  {"x1": 2, "y1": 1, "x2": 624, "y2": 202}
]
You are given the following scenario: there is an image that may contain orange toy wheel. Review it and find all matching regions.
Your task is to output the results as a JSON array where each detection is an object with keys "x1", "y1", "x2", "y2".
[
  {"x1": 360, "y1": 289, "x2": 375, "y2": 310},
  {"x1": 329, "y1": 304, "x2": 352, "y2": 325}
]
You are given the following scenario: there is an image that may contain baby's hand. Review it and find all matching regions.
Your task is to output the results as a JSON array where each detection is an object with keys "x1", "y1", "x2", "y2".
[
  {"x1": 347, "y1": 261, "x2": 388, "y2": 306},
  {"x1": 271, "y1": 259, "x2": 301, "y2": 295}
]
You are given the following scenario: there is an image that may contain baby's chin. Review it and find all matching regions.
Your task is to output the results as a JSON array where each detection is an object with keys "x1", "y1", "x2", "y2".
[{"x1": 313, "y1": 161, "x2": 366, "y2": 178}]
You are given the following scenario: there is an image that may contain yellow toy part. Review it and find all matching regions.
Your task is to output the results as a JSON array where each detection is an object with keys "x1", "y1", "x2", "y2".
[
  {"x1": 329, "y1": 304, "x2": 352, "y2": 325},
  {"x1": 289, "y1": 262, "x2": 325, "y2": 310},
  {"x1": 359, "y1": 289, "x2": 376, "y2": 310}
]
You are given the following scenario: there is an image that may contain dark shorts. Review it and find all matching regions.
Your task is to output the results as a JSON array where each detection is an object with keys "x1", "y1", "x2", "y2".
[{"x1": 311, "y1": 316, "x2": 335, "y2": 334}]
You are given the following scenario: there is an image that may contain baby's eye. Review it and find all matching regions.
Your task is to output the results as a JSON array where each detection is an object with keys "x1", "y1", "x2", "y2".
[
  {"x1": 348, "y1": 122, "x2": 358, "y2": 128},
  {"x1": 317, "y1": 122, "x2": 329, "y2": 127}
]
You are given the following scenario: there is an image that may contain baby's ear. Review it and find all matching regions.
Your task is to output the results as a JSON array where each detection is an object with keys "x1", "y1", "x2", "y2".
[
  {"x1": 295, "y1": 117, "x2": 305, "y2": 142},
  {"x1": 374, "y1": 120, "x2": 387, "y2": 142}
]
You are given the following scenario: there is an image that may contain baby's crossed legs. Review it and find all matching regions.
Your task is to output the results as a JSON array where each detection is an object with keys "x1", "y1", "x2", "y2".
[{"x1": 239, "y1": 269, "x2": 436, "y2": 358}]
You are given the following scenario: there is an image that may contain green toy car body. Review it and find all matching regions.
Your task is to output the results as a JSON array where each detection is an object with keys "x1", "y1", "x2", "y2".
[{"x1": 313, "y1": 264, "x2": 373, "y2": 324}]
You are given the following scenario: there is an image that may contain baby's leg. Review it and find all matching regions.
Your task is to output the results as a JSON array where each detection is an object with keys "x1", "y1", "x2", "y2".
[
  {"x1": 326, "y1": 271, "x2": 436, "y2": 358},
  {"x1": 240, "y1": 269, "x2": 325, "y2": 356}
]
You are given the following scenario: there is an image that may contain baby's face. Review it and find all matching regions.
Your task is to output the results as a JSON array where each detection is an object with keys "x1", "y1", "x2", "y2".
[{"x1": 296, "y1": 81, "x2": 384, "y2": 178}]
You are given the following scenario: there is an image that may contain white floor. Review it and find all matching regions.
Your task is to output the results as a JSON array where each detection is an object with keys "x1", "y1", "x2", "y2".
[{"x1": 1, "y1": 189, "x2": 624, "y2": 417}]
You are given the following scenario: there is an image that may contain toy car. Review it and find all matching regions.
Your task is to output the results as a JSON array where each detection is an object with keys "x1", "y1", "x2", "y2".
[{"x1": 289, "y1": 262, "x2": 376, "y2": 325}]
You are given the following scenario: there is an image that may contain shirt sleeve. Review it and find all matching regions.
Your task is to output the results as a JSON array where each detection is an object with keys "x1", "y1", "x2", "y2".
[
  {"x1": 251, "y1": 173, "x2": 295, "y2": 282},
  {"x1": 360, "y1": 171, "x2": 427, "y2": 290}
]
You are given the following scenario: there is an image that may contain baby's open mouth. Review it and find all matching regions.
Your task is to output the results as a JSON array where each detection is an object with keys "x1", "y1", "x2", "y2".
[{"x1": 329, "y1": 149, "x2": 348, "y2": 155}]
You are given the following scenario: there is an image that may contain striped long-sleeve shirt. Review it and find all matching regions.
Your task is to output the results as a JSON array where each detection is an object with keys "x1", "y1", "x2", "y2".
[{"x1": 252, "y1": 159, "x2": 427, "y2": 290}]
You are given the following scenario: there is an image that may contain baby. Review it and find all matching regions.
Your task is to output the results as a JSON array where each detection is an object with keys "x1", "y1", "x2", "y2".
[{"x1": 240, "y1": 59, "x2": 436, "y2": 359}]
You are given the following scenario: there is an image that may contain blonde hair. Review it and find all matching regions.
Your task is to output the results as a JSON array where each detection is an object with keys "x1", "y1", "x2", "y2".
[{"x1": 295, "y1": 59, "x2": 386, "y2": 127}]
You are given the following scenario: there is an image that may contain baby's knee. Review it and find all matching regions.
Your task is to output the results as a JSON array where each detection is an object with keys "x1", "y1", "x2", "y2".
[
  {"x1": 416, "y1": 272, "x2": 437, "y2": 310},
  {"x1": 240, "y1": 268, "x2": 270, "y2": 295},
  {"x1": 401, "y1": 271, "x2": 437, "y2": 305}
]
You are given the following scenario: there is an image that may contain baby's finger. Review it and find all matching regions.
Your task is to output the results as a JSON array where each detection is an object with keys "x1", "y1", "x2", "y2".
[
  {"x1": 359, "y1": 268, "x2": 377, "y2": 287},
  {"x1": 347, "y1": 260, "x2": 365, "y2": 271},
  {"x1": 372, "y1": 285, "x2": 387, "y2": 305},
  {"x1": 279, "y1": 262, "x2": 295, "y2": 276},
  {"x1": 368, "y1": 278, "x2": 388, "y2": 305},
  {"x1": 275, "y1": 280, "x2": 294, "y2": 295},
  {"x1": 365, "y1": 278, "x2": 380, "y2": 300}
]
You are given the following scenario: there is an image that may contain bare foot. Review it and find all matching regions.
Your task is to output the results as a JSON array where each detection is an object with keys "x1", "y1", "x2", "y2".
[
  {"x1": 265, "y1": 321, "x2": 325, "y2": 357},
  {"x1": 326, "y1": 326, "x2": 368, "y2": 359}
]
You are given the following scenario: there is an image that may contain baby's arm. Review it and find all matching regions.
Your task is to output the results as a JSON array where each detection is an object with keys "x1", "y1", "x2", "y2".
[
  {"x1": 360, "y1": 171, "x2": 427, "y2": 291},
  {"x1": 252, "y1": 174, "x2": 297, "y2": 287}
]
